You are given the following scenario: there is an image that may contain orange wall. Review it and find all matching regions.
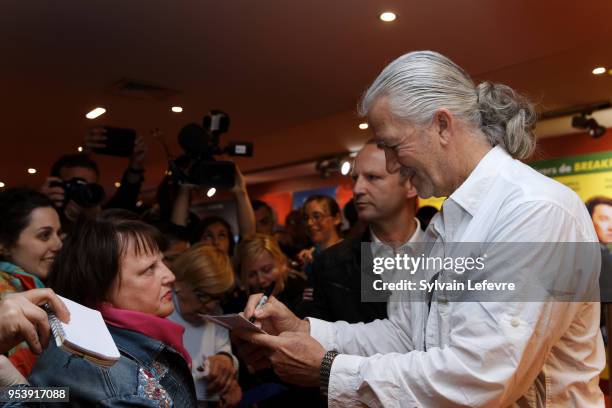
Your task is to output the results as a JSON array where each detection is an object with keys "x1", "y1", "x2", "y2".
[
  {"x1": 256, "y1": 191, "x2": 293, "y2": 226},
  {"x1": 248, "y1": 174, "x2": 353, "y2": 225},
  {"x1": 532, "y1": 128, "x2": 612, "y2": 160}
]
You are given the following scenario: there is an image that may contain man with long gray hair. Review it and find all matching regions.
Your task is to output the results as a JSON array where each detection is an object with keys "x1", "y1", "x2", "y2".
[{"x1": 236, "y1": 51, "x2": 604, "y2": 407}]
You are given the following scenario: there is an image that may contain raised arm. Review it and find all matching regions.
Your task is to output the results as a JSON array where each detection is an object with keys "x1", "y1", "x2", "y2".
[
  {"x1": 231, "y1": 165, "x2": 256, "y2": 239},
  {"x1": 170, "y1": 185, "x2": 191, "y2": 227}
]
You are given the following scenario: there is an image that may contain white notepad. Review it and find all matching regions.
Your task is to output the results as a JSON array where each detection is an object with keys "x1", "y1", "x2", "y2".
[{"x1": 48, "y1": 296, "x2": 120, "y2": 367}]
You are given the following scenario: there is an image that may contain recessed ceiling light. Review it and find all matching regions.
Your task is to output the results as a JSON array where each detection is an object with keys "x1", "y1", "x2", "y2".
[
  {"x1": 207, "y1": 188, "x2": 216, "y2": 198},
  {"x1": 27, "y1": 168, "x2": 37, "y2": 174},
  {"x1": 592, "y1": 67, "x2": 606, "y2": 75},
  {"x1": 341, "y1": 161, "x2": 352, "y2": 175},
  {"x1": 380, "y1": 12, "x2": 396, "y2": 22},
  {"x1": 114, "y1": 181, "x2": 121, "y2": 188},
  {"x1": 77, "y1": 146, "x2": 83, "y2": 152},
  {"x1": 171, "y1": 106, "x2": 183, "y2": 113},
  {"x1": 358, "y1": 122, "x2": 369, "y2": 130},
  {"x1": 86, "y1": 107, "x2": 106, "y2": 119},
  {"x1": 0, "y1": 182, "x2": 5, "y2": 188}
]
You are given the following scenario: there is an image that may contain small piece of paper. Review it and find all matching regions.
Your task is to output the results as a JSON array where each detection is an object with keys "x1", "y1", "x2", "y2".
[{"x1": 202, "y1": 313, "x2": 267, "y2": 334}]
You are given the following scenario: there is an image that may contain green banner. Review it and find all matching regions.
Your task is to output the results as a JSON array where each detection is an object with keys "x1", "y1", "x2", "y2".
[
  {"x1": 531, "y1": 151, "x2": 612, "y2": 177},
  {"x1": 530, "y1": 151, "x2": 612, "y2": 246}
]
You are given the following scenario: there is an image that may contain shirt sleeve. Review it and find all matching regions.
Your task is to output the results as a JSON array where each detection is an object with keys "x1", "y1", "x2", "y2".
[
  {"x1": 308, "y1": 313, "x2": 415, "y2": 357},
  {"x1": 327, "y1": 301, "x2": 597, "y2": 407}
]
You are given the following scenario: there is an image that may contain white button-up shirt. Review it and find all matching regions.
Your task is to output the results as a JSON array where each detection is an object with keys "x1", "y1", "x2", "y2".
[
  {"x1": 370, "y1": 218, "x2": 425, "y2": 316},
  {"x1": 309, "y1": 146, "x2": 605, "y2": 407}
]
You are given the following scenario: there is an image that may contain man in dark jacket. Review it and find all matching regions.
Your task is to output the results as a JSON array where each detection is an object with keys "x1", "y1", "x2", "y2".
[{"x1": 309, "y1": 141, "x2": 422, "y2": 323}]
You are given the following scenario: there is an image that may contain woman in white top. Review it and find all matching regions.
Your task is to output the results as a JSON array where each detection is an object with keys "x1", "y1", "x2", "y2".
[{"x1": 168, "y1": 243, "x2": 241, "y2": 407}]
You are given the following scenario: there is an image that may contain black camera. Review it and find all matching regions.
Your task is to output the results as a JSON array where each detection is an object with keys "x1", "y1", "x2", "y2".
[
  {"x1": 170, "y1": 110, "x2": 253, "y2": 188},
  {"x1": 571, "y1": 114, "x2": 606, "y2": 139},
  {"x1": 50, "y1": 177, "x2": 106, "y2": 208}
]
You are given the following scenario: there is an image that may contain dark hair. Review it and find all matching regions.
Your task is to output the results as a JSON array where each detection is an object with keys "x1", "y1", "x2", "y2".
[
  {"x1": 50, "y1": 154, "x2": 100, "y2": 179},
  {"x1": 252, "y1": 200, "x2": 273, "y2": 215},
  {"x1": 343, "y1": 199, "x2": 358, "y2": 228},
  {"x1": 98, "y1": 208, "x2": 141, "y2": 222},
  {"x1": 192, "y1": 216, "x2": 235, "y2": 255},
  {"x1": 586, "y1": 196, "x2": 612, "y2": 217},
  {"x1": 47, "y1": 210, "x2": 163, "y2": 308},
  {"x1": 302, "y1": 195, "x2": 341, "y2": 232},
  {"x1": 153, "y1": 221, "x2": 190, "y2": 252},
  {"x1": 0, "y1": 188, "x2": 56, "y2": 256}
]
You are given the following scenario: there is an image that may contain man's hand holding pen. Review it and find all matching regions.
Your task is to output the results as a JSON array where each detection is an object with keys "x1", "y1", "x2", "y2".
[{"x1": 232, "y1": 293, "x2": 325, "y2": 386}]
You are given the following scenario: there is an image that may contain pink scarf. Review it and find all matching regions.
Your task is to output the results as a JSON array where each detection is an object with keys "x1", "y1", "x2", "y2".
[{"x1": 99, "y1": 304, "x2": 191, "y2": 367}]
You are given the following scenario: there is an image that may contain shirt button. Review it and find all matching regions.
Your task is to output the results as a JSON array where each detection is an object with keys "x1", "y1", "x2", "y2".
[{"x1": 511, "y1": 318, "x2": 520, "y2": 327}]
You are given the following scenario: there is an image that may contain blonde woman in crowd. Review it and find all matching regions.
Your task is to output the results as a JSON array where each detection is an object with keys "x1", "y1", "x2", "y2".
[
  {"x1": 238, "y1": 234, "x2": 307, "y2": 316},
  {"x1": 169, "y1": 243, "x2": 242, "y2": 407}
]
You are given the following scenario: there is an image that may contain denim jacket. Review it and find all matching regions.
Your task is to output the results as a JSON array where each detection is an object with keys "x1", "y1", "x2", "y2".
[{"x1": 9, "y1": 325, "x2": 197, "y2": 407}]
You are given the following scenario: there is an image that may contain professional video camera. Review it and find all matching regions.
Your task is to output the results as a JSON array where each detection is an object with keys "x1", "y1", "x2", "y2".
[{"x1": 170, "y1": 110, "x2": 253, "y2": 189}]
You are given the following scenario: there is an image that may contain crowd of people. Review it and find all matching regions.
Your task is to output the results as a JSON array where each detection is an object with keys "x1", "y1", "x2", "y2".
[
  {"x1": 0, "y1": 122, "x2": 388, "y2": 407},
  {"x1": 0, "y1": 49, "x2": 607, "y2": 407}
]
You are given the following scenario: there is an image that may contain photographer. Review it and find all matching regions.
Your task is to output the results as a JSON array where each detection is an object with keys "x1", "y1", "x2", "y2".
[
  {"x1": 40, "y1": 127, "x2": 146, "y2": 224},
  {"x1": 169, "y1": 116, "x2": 256, "y2": 251}
]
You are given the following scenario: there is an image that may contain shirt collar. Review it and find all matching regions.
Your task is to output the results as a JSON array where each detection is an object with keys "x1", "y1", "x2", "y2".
[
  {"x1": 447, "y1": 145, "x2": 512, "y2": 217},
  {"x1": 371, "y1": 217, "x2": 423, "y2": 248}
]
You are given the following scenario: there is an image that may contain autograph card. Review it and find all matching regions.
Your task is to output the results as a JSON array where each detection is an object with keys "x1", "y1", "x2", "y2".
[{"x1": 203, "y1": 313, "x2": 268, "y2": 334}]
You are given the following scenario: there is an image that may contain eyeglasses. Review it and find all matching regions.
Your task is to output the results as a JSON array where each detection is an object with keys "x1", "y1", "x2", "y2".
[{"x1": 303, "y1": 211, "x2": 331, "y2": 223}]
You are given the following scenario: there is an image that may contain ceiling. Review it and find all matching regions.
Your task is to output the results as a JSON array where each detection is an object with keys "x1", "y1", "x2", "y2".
[{"x1": 2, "y1": 0, "x2": 612, "y2": 193}]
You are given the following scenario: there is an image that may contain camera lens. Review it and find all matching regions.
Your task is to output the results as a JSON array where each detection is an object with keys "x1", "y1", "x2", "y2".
[{"x1": 65, "y1": 178, "x2": 105, "y2": 208}]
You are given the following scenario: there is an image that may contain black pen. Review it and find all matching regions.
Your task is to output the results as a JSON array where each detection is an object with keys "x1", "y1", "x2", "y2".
[{"x1": 249, "y1": 281, "x2": 276, "y2": 323}]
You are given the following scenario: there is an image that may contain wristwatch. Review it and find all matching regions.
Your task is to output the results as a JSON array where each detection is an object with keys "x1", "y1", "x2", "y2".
[{"x1": 319, "y1": 350, "x2": 339, "y2": 396}]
